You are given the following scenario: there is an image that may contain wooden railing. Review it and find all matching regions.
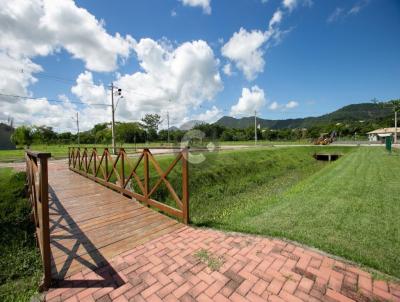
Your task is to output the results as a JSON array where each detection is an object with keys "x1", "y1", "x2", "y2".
[
  {"x1": 25, "y1": 150, "x2": 51, "y2": 289},
  {"x1": 68, "y1": 147, "x2": 189, "y2": 224}
]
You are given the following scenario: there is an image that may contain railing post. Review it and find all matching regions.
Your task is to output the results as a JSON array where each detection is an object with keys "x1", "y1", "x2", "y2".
[
  {"x1": 84, "y1": 147, "x2": 88, "y2": 172},
  {"x1": 77, "y1": 147, "x2": 81, "y2": 169},
  {"x1": 105, "y1": 148, "x2": 109, "y2": 180},
  {"x1": 39, "y1": 154, "x2": 51, "y2": 289},
  {"x1": 93, "y1": 148, "x2": 97, "y2": 175},
  {"x1": 144, "y1": 149, "x2": 149, "y2": 205},
  {"x1": 68, "y1": 147, "x2": 71, "y2": 167},
  {"x1": 182, "y1": 148, "x2": 189, "y2": 224},
  {"x1": 120, "y1": 148, "x2": 125, "y2": 188}
]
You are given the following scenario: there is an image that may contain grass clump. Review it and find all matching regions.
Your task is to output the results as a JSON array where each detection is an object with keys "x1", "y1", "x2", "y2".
[
  {"x1": 194, "y1": 249, "x2": 224, "y2": 271},
  {"x1": 0, "y1": 168, "x2": 42, "y2": 302}
]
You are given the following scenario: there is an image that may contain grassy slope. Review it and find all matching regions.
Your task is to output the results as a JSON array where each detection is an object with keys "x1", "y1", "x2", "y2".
[
  {"x1": 187, "y1": 146, "x2": 352, "y2": 226},
  {"x1": 218, "y1": 147, "x2": 400, "y2": 278},
  {"x1": 0, "y1": 168, "x2": 41, "y2": 302}
]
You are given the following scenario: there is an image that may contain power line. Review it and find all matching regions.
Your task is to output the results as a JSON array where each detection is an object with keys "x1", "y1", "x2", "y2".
[
  {"x1": 8, "y1": 67, "x2": 160, "y2": 99},
  {"x1": 0, "y1": 91, "x2": 109, "y2": 107}
]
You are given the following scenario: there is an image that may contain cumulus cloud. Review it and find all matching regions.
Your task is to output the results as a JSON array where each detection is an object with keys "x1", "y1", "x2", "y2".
[
  {"x1": 179, "y1": 0, "x2": 211, "y2": 14},
  {"x1": 0, "y1": 0, "x2": 134, "y2": 72},
  {"x1": 230, "y1": 86, "x2": 266, "y2": 116},
  {"x1": 0, "y1": 94, "x2": 79, "y2": 132},
  {"x1": 114, "y1": 38, "x2": 222, "y2": 124},
  {"x1": 221, "y1": 0, "x2": 310, "y2": 81},
  {"x1": 268, "y1": 100, "x2": 299, "y2": 111},
  {"x1": 223, "y1": 63, "x2": 233, "y2": 76},
  {"x1": 71, "y1": 71, "x2": 107, "y2": 105},
  {"x1": 221, "y1": 29, "x2": 268, "y2": 81},
  {"x1": 192, "y1": 106, "x2": 222, "y2": 123},
  {"x1": 268, "y1": 101, "x2": 279, "y2": 110},
  {"x1": 285, "y1": 100, "x2": 298, "y2": 109},
  {"x1": 0, "y1": 0, "x2": 135, "y2": 131}
]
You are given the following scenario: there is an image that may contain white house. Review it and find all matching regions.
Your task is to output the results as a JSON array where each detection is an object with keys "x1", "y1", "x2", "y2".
[{"x1": 367, "y1": 127, "x2": 399, "y2": 142}]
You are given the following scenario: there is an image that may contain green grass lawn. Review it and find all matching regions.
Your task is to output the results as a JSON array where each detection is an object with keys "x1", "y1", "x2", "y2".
[
  {"x1": 187, "y1": 147, "x2": 400, "y2": 278},
  {"x1": 0, "y1": 140, "x2": 312, "y2": 162},
  {"x1": 0, "y1": 168, "x2": 42, "y2": 302}
]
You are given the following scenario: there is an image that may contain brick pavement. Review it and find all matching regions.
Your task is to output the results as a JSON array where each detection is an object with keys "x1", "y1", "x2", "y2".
[{"x1": 45, "y1": 226, "x2": 400, "y2": 302}]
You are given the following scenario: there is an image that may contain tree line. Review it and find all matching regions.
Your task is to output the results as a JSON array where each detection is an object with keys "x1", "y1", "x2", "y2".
[{"x1": 10, "y1": 112, "x2": 395, "y2": 147}]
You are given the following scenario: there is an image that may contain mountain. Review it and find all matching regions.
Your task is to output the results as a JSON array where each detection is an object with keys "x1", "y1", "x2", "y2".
[
  {"x1": 215, "y1": 103, "x2": 392, "y2": 129},
  {"x1": 168, "y1": 126, "x2": 180, "y2": 131},
  {"x1": 180, "y1": 120, "x2": 204, "y2": 130}
]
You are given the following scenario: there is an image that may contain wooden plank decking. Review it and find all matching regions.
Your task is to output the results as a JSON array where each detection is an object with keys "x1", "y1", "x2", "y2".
[{"x1": 47, "y1": 162, "x2": 184, "y2": 280}]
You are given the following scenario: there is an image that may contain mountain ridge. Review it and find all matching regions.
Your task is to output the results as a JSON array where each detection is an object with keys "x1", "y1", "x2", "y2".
[{"x1": 214, "y1": 103, "x2": 392, "y2": 129}]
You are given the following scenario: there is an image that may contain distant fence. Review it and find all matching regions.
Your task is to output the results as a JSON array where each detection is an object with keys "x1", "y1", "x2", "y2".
[
  {"x1": 68, "y1": 147, "x2": 189, "y2": 224},
  {"x1": 25, "y1": 150, "x2": 51, "y2": 289}
]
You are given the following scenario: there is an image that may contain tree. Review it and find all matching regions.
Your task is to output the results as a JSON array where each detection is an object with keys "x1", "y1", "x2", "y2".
[
  {"x1": 32, "y1": 126, "x2": 57, "y2": 143},
  {"x1": 141, "y1": 114, "x2": 162, "y2": 141},
  {"x1": 116, "y1": 122, "x2": 146, "y2": 143},
  {"x1": 10, "y1": 126, "x2": 33, "y2": 147}
]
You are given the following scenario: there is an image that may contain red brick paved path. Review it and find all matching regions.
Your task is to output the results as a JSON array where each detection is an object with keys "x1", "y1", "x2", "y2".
[{"x1": 46, "y1": 226, "x2": 399, "y2": 302}]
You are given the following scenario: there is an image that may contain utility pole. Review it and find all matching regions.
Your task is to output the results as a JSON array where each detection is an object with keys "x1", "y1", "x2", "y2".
[
  {"x1": 254, "y1": 110, "x2": 257, "y2": 146},
  {"x1": 72, "y1": 112, "x2": 80, "y2": 145},
  {"x1": 110, "y1": 83, "x2": 122, "y2": 154},
  {"x1": 167, "y1": 111, "x2": 170, "y2": 144},
  {"x1": 395, "y1": 110, "x2": 398, "y2": 144},
  {"x1": 110, "y1": 83, "x2": 116, "y2": 154},
  {"x1": 77, "y1": 112, "x2": 80, "y2": 145}
]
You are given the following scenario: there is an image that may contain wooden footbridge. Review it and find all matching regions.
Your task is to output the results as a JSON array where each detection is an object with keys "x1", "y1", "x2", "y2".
[{"x1": 25, "y1": 147, "x2": 189, "y2": 289}]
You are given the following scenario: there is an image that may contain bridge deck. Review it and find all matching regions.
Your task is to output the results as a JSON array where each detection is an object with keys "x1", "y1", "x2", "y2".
[{"x1": 48, "y1": 162, "x2": 184, "y2": 280}]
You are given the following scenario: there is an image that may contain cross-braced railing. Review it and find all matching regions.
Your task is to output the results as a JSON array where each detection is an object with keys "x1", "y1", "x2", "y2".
[
  {"x1": 68, "y1": 147, "x2": 189, "y2": 224},
  {"x1": 25, "y1": 150, "x2": 51, "y2": 289}
]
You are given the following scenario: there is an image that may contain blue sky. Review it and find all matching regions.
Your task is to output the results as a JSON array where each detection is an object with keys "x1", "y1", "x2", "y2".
[{"x1": 1, "y1": 0, "x2": 400, "y2": 131}]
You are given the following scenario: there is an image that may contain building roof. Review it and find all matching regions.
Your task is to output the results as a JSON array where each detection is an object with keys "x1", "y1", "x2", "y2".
[{"x1": 367, "y1": 127, "x2": 398, "y2": 134}]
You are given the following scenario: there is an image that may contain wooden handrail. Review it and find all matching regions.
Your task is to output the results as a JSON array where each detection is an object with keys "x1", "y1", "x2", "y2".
[
  {"x1": 68, "y1": 147, "x2": 190, "y2": 224},
  {"x1": 25, "y1": 150, "x2": 51, "y2": 290}
]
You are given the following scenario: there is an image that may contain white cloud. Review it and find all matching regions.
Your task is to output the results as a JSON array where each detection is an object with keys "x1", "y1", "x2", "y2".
[
  {"x1": 0, "y1": 0, "x2": 134, "y2": 72},
  {"x1": 285, "y1": 100, "x2": 299, "y2": 109},
  {"x1": 283, "y1": 0, "x2": 298, "y2": 11},
  {"x1": 349, "y1": 0, "x2": 369, "y2": 15},
  {"x1": 269, "y1": 10, "x2": 283, "y2": 28},
  {"x1": 192, "y1": 106, "x2": 222, "y2": 123},
  {"x1": 221, "y1": 28, "x2": 268, "y2": 81},
  {"x1": 71, "y1": 71, "x2": 107, "y2": 105},
  {"x1": 268, "y1": 101, "x2": 279, "y2": 110},
  {"x1": 221, "y1": 0, "x2": 311, "y2": 81},
  {"x1": 230, "y1": 86, "x2": 266, "y2": 116},
  {"x1": 115, "y1": 38, "x2": 222, "y2": 124},
  {"x1": 0, "y1": 94, "x2": 79, "y2": 132},
  {"x1": 327, "y1": 7, "x2": 344, "y2": 23},
  {"x1": 0, "y1": 53, "x2": 42, "y2": 100},
  {"x1": 223, "y1": 63, "x2": 232, "y2": 76},
  {"x1": 327, "y1": 1, "x2": 369, "y2": 23},
  {"x1": 268, "y1": 100, "x2": 299, "y2": 111},
  {"x1": 179, "y1": 0, "x2": 211, "y2": 14},
  {"x1": 171, "y1": 9, "x2": 177, "y2": 17},
  {"x1": 0, "y1": 0, "x2": 136, "y2": 131}
]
